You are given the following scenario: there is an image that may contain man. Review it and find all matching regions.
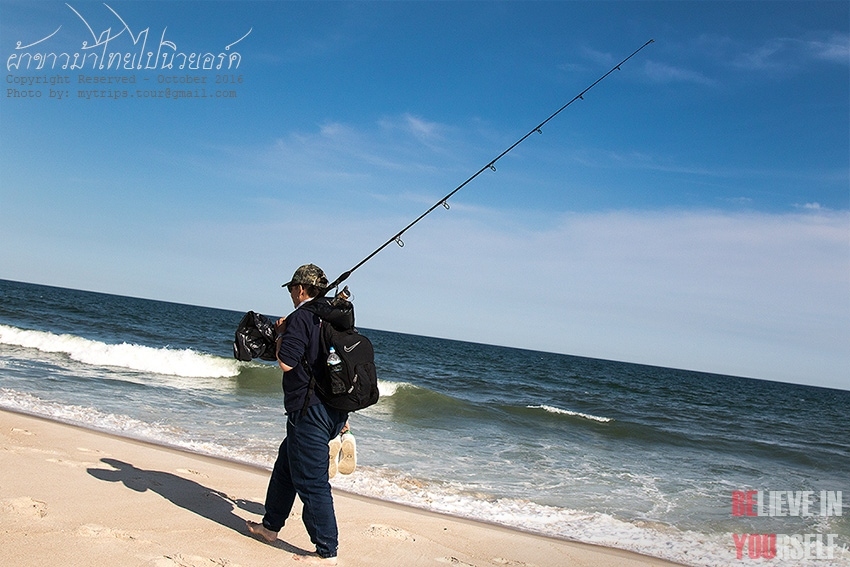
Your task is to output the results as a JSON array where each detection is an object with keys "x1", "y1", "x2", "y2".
[{"x1": 247, "y1": 263, "x2": 348, "y2": 565}]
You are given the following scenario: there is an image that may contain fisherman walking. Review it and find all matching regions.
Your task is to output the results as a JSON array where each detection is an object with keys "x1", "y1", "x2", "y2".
[{"x1": 247, "y1": 263, "x2": 348, "y2": 565}]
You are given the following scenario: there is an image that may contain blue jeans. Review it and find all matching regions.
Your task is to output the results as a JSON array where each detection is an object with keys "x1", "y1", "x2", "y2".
[{"x1": 262, "y1": 402, "x2": 348, "y2": 558}]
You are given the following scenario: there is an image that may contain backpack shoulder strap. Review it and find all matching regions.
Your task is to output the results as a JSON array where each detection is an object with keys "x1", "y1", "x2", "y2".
[{"x1": 299, "y1": 319, "x2": 323, "y2": 418}]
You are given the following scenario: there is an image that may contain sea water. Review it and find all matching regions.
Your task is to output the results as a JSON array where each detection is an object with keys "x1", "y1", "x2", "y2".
[{"x1": 0, "y1": 279, "x2": 847, "y2": 566}]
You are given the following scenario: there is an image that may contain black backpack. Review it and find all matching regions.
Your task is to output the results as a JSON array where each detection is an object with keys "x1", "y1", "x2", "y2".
[{"x1": 301, "y1": 296, "x2": 379, "y2": 413}]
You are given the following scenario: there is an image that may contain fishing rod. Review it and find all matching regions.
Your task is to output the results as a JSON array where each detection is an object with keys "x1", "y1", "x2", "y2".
[{"x1": 325, "y1": 39, "x2": 655, "y2": 294}]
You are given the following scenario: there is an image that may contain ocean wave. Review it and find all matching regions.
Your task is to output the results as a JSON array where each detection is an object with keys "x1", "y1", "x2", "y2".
[
  {"x1": 526, "y1": 404, "x2": 613, "y2": 423},
  {"x1": 373, "y1": 383, "x2": 616, "y2": 425},
  {"x1": 0, "y1": 324, "x2": 240, "y2": 378},
  {"x1": 0, "y1": 388, "x2": 181, "y2": 438},
  {"x1": 376, "y1": 379, "x2": 412, "y2": 397},
  {"x1": 0, "y1": 389, "x2": 276, "y2": 467}
]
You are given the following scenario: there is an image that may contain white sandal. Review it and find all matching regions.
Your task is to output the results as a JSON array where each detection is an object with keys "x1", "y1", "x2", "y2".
[
  {"x1": 328, "y1": 435, "x2": 341, "y2": 478},
  {"x1": 338, "y1": 432, "x2": 356, "y2": 475}
]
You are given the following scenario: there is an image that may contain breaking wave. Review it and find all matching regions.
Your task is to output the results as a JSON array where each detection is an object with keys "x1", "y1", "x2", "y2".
[
  {"x1": 0, "y1": 324, "x2": 240, "y2": 378},
  {"x1": 527, "y1": 404, "x2": 613, "y2": 423}
]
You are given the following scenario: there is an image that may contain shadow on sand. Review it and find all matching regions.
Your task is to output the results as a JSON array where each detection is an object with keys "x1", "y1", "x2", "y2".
[{"x1": 87, "y1": 457, "x2": 309, "y2": 554}]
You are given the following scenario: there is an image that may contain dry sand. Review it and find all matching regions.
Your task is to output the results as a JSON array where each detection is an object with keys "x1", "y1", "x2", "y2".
[{"x1": 0, "y1": 409, "x2": 682, "y2": 567}]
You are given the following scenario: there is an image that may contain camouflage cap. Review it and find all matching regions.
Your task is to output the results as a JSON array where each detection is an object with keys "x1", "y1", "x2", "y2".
[{"x1": 282, "y1": 263, "x2": 328, "y2": 289}]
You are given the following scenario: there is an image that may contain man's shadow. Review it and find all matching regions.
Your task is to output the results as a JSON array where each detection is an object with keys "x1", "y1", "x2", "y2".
[{"x1": 87, "y1": 458, "x2": 309, "y2": 554}]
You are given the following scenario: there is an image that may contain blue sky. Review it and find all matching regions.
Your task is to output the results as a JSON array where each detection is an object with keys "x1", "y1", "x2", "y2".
[{"x1": 1, "y1": 1, "x2": 848, "y2": 390}]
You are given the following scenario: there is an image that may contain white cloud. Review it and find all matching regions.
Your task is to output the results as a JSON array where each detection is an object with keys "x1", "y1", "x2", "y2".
[
  {"x1": 643, "y1": 60, "x2": 716, "y2": 86},
  {"x1": 686, "y1": 32, "x2": 848, "y2": 77},
  {"x1": 806, "y1": 32, "x2": 850, "y2": 64},
  {"x1": 580, "y1": 45, "x2": 617, "y2": 67},
  {"x1": 401, "y1": 113, "x2": 443, "y2": 142},
  {"x1": 733, "y1": 38, "x2": 788, "y2": 71},
  {"x1": 730, "y1": 33, "x2": 850, "y2": 72},
  {"x1": 341, "y1": 208, "x2": 850, "y2": 390}
]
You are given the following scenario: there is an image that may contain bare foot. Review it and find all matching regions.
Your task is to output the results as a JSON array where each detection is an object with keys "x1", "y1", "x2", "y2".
[
  {"x1": 246, "y1": 520, "x2": 277, "y2": 543},
  {"x1": 292, "y1": 552, "x2": 338, "y2": 565}
]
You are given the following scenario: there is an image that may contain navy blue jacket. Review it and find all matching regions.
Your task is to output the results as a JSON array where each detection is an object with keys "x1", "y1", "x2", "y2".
[{"x1": 277, "y1": 306, "x2": 323, "y2": 415}]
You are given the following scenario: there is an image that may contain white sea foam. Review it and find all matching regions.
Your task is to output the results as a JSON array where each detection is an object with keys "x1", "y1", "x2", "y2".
[
  {"x1": 528, "y1": 404, "x2": 613, "y2": 423},
  {"x1": 331, "y1": 467, "x2": 730, "y2": 567},
  {"x1": 376, "y1": 379, "x2": 410, "y2": 397},
  {"x1": 0, "y1": 324, "x2": 240, "y2": 378},
  {"x1": 0, "y1": 388, "x2": 178, "y2": 440},
  {"x1": 332, "y1": 469, "x2": 850, "y2": 567},
  {"x1": 0, "y1": 389, "x2": 274, "y2": 467}
]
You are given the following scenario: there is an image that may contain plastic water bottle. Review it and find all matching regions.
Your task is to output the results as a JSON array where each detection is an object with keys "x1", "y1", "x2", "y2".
[
  {"x1": 327, "y1": 346, "x2": 342, "y2": 369},
  {"x1": 327, "y1": 346, "x2": 345, "y2": 394}
]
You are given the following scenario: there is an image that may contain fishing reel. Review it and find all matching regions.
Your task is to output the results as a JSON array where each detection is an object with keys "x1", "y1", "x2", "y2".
[{"x1": 330, "y1": 285, "x2": 352, "y2": 307}]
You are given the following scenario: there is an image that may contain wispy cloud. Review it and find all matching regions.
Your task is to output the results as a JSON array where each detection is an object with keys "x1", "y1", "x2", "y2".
[
  {"x1": 732, "y1": 38, "x2": 789, "y2": 71},
  {"x1": 730, "y1": 32, "x2": 850, "y2": 72},
  {"x1": 402, "y1": 114, "x2": 443, "y2": 142},
  {"x1": 725, "y1": 196, "x2": 754, "y2": 206},
  {"x1": 794, "y1": 202, "x2": 830, "y2": 211},
  {"x1": 805, "y1": 32, "x2": 850, "y2": 64},
  {"x1": 378, "y1": 113, "x2": 451, "y2": 153},
  {"x1": 570, "y1": 147, "x2": 847, "y2": 188},
  {"x1": 657, "y1": 32, "x2": 849, "y2": 84},
  {"x1": 219, "y1": 114, "x2": 480, "y2": 209},
  {"x1": 643, "y1": 60, "x2": 716, "y2": 86},
  {"x1": 580, "y1": 45, "x2": 618, "y2": 67}
]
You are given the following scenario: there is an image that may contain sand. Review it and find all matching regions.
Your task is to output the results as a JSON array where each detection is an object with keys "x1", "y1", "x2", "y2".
[{"x1": 0, "y1": 409, "x2": 682, "y2": 567}]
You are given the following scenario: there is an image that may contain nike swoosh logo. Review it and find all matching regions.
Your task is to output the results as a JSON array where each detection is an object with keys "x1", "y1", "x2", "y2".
[{"x1": 343, "y1": 341, "x2": 361, "y2": 353}]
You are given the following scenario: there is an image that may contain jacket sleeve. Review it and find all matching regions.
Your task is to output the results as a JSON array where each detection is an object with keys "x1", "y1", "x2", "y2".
[{"x1": 276, "y1": 309, "x2": 313, "y2": 369}]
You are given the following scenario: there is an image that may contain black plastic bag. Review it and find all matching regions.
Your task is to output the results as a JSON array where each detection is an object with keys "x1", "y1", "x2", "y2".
[{"x1": 233, "y1": 310, "x2": 277, "y2": 361}]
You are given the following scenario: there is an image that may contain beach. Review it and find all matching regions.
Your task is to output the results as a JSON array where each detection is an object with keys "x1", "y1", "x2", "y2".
[{"x1": 1, "y1": 409, "x2": 681, "y2": 567}]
